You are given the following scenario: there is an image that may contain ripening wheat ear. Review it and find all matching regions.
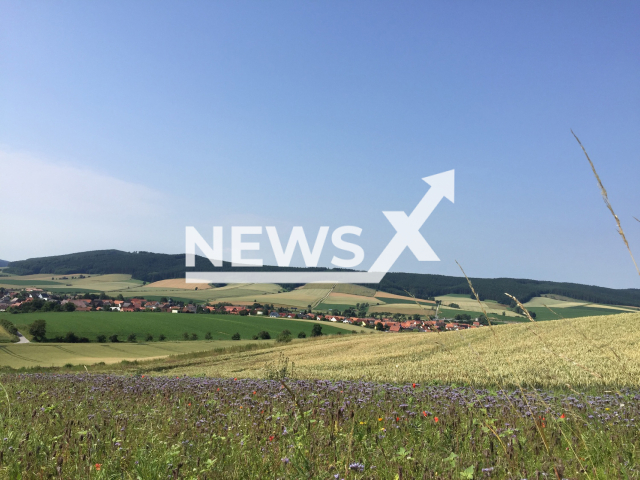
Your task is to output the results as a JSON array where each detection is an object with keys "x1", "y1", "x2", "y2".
[{"x1": 572, "y1": 130, "x2": 640, "y2": 277}]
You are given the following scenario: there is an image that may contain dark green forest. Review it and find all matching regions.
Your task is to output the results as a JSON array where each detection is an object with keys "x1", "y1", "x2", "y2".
[
  {"x1": 7, "y1": 250, "x2": 640, "y2": 307},
  {"x1": 5, "y1": 250, "x2": 333, "y2": 283}
]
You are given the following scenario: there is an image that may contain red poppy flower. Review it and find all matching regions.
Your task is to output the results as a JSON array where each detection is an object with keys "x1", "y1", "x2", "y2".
[
  {"x1": 396, "y1": 416, "x2": 400, "y2": 422},
  {"x1": 560, "y1": 414, "x2": 565, "y2": 419},
  {"x1": 422, "y1": 411, "x2": 427, "y2": 417},
  {"x1": 434, "y1": 417, "x2": 439, "y2": 423},
  {"x1": 412, "y1": 383, "x2": 416, "y2": 388},
  {"x1": 95, "y1": 464, "x2": 102, "y2": 471},
  {"x1": 253, "y1": 391, "x2": 256, "y2": 395},
  {"x1": 269, "y1": 435, "x2": 275, "y2": 441}
]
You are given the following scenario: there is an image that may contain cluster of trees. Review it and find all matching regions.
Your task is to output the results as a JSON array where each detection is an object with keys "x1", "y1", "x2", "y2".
[
  {"x1": 9, "y1": 299, "x2": 77, "y2": 314},
  {"x1": 250, "y1": 324, "x2": 322, "y2": 341},
  {"x1": 1, "y1": 318, "x2": 18, "y2": 336},
  {"x1": 96, "y1": 333, "x2": 167, "y2": 343}
]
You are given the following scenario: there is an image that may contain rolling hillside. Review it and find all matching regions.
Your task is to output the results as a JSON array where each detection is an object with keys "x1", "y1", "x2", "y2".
[
  {"x1": 154, "y1": 312, "x2": 640, "y2": 388},
  {"x1": 5, "y1": 250, "x2": 640, "y2": 307},
  {"x1": 0, "y1": 260, "x2": 8, "y2": 267}
]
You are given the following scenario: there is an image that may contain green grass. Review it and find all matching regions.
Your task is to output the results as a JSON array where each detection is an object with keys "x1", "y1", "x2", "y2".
[
  {"x1": 315, "y1": 303, "x2": 361, "y2": 312},
  {"x1": 0, "y1": 325, "x2": 16, "y2": 343},
  {"x1": 3, "y1": 311, "x2": 355, "y2": 343},
  {"x1": 46, "y1": 287, "x2": 103, "y2": 294},
  {"x1": 377, "y1": 297, "x2": 431, "y2": 305},
  {"x1": 0, "y1": 279, "x2": 63, "y2": 286},
  {"x1": 438, "y1": 307, "x2": 514, "y2": 321}
]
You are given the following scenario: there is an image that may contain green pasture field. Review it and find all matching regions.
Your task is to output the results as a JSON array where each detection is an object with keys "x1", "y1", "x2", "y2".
[
  {"x1": 0, "y1": 279, "x2": 63, "y2": 286},
  {"x1": 0, "y1": 340, "x2": 261, "y2": 368},
  {"x1": 438, "y1": 307, "x2": 514, "y2": 322},
  {"x1": 0, "y1": 273, "x2": 143, "y2": 292},
  {"x1": 119, "y1": 284, "x2": 283, "y2": 304},
  {"x1": 315, "y1": 303, "x2": 359, "y2": 312},
  {"x1": 2, "y1": 311, "x2": 355, "y2": 343},
  {"x1": 377, "y1": 297, "x2": 430, "y2": 305}
]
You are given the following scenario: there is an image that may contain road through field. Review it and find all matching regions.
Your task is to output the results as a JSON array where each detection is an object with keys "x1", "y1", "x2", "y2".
[{"x1": 16, "y1": 331, "x2": 29, "y2": 343}]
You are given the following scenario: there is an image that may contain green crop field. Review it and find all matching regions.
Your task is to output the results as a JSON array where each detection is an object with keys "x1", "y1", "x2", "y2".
[
  {"x1": 2, "y1": 311, "x2": 356, "y2": 343},
  {"x1": 0, "y1": 279, "x2": 64, "y2": 286}
]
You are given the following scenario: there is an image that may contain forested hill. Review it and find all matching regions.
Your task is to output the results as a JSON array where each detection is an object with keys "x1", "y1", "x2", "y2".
[
  {"x1": 0, "y1": 259, "x2": 9, "y2": 267},
  {"x1": 7, "y1": 250, "x2": 640, "y2": 307},
  {"x1": 5, "y1": 250, "x2": 333, "y2": 283}
]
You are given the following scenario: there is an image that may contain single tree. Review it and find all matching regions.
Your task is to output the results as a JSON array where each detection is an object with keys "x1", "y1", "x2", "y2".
[
  {"x1": 190, "y1": 333, "x2": 198, "y2": 341},
  {"x1": 205, "y1": 332, "x2": 212, "y2": 340},
  {"x1": 159, "y1": 334, "x2": 166, "y2": 341},
  {"x1": 64, "y1": 302, "x2": 76, "y2": 312},
  {"x1": 183, "y1": 332, "x2": 189, "y2": 340},
  {"x1": 64, "y1": 331, "x2": 78, "y2": 343},
  {"x1": 29, "y1": 319, "x2": 47, "y2": 342},
  {"x1": 231, "y1": 332, "x2": 241, "y2": 340},
  {"x1": 145, "y1": 333, "x2": 153, "y2": 342},
  {"x1": 109, "y1": 334, "x2": 119, "y2": 343},
  {"x1": 298, "y1": 331, "x2": 306, "y2": 338},
  {"x1": 96, "y1": 334, "x2": 107, "y2": 343},
  {"x1": 311, "y1": 324, "x2": 323, "y2": 337},
  {"x1": 128, "y1": 333, "x2": 137, "y2": 343},
  {"x1": 276, "y1": 331, "x2": 292, "y2": 343}
]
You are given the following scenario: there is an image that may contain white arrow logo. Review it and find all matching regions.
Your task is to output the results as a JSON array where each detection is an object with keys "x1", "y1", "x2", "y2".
[
  {"x1": 368, "y1": 169, "x2": 454, "y2": 273},
  {"x1": 186, "y1": 170, "x2": 454, "y2": 284}
]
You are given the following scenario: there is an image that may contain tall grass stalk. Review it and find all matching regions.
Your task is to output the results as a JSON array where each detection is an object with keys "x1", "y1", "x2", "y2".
[{"x1": 572, "y1": 130, "x2": 639, "y2": 277}]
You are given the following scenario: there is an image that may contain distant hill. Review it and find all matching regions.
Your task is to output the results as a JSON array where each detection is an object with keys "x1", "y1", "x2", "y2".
[
  {"x1": 5, "y1": 250, "x2": 332, "y2": 283},
  {"x1": 378, "y1": 272, "x2": 640, "y2": 307},
  {"x1": 6, "y1": 250, "x2": 640, "y2": 307},
  {"x1": 0, "y1": 260, "x2": 8, "y2": 267}
]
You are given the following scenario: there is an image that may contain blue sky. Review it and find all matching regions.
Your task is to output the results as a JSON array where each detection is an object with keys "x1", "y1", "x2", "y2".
[{"x1": 1, "y1": 1, "x2": 639, "y2": 288}]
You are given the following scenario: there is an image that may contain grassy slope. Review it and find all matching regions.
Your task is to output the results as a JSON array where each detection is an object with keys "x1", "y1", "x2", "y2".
[
  {"x1": 526, "y1": 305, "x2": 631, "y2": 321},
  {"x1": 4, "y1": 312, "x2": 358, "y2": 342},
  {"x1": 0, "y1": 340, "x2": 260, "y2": 369},
  {"x1": 152, "y1": 312, "x2": 640, "y2": 388},
  {"x1": 0, "y1": 326, "x2": 15, "y2": 343}
]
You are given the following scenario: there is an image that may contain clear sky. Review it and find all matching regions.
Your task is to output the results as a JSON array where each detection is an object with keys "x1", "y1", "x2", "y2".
[{"x1": 1, "y1": 1, "x2": 639, "y2": 288}]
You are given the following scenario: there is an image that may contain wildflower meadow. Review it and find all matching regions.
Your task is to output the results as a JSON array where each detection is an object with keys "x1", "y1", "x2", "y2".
[{"x1": 0, "y1": 371, "x2": 638, "y2": 479}]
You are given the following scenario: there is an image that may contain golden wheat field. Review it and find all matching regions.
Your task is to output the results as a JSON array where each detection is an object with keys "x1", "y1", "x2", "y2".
[{"x1": 155, "y1": 312, "x2": 640, "y2": 388}]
